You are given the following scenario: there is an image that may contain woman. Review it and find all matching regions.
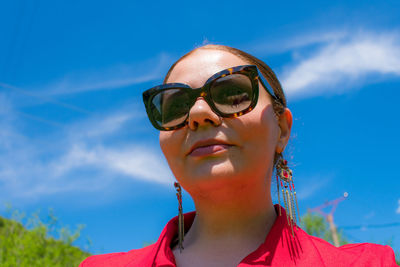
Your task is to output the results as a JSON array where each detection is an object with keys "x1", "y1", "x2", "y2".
[{"x1": 80, "y1": 45, "x2": 397, "y2": 266}]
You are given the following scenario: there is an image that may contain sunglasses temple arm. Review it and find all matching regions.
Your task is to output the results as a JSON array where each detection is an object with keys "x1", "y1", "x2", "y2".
[{"x1": 257, "y1": 70, "x2": 284, "y2": 105}]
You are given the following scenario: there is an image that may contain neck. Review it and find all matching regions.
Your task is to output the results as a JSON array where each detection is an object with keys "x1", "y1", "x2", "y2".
[{"x1": 183, "y1": 177, "x2": 277, "y2": 248}]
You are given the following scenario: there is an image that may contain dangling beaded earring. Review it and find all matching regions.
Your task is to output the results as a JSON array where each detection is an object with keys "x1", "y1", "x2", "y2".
[
  {"x1": 275, "y1": 153, "x2": 300, "y2": 235},
  {"x1": 174, "y1": 182, "x2": 184, "y2": 252}
]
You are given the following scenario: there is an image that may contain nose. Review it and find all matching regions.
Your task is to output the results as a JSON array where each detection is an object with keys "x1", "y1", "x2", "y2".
[{"x1": 187, "y1": 97, "x2": 222, "y2": 130}]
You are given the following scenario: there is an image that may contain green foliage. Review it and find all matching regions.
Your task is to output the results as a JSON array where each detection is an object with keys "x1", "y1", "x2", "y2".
[
  {"x1": 301, "y1": 212, "x2": 348, "y2": 246},
  {"x1": 301, "y1": 212, "x2": 399, "y2": 264},
  {"x1": 0, "y1": 205, "x2": 91, "y2": 267},
  {"x1": 301, "y1": 212, "x2": 327, "y2": 238}
]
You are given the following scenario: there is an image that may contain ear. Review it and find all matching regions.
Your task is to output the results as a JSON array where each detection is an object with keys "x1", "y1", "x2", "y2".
[{"x1": 275, "y1": 108, "x2": 293, "y2": 154}]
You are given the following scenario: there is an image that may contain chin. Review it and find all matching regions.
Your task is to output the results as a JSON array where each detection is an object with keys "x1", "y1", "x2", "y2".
[
  {"x1": 181, "y1": 160, "x2": 246, "y2": 188},
  {"x1": 187, "y1": 156, "x2": 239, "y2": 177}
]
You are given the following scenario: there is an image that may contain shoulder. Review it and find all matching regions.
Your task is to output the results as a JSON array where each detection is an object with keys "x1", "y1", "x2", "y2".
[
  {"x1": 338, "y1": 243, "x2": 398, "y2": 266},
  {"x1": 306, "y1": 233, "x2": 398, "y2": 266},
  {"x1": 79, "y1": 244, "x2": 157, "y2": 267}
]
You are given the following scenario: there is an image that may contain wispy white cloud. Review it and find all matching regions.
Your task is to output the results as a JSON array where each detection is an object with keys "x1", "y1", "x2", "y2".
[
  {"x1": 0, "y1": 82, "x2": 92, "y2": 114},
  {"x1": 0, "y1": 96, "x2": 171, "y2": 203},
  {"x1": 0, "y1": 52, "x2": 179, "y2": 204},
  {"x1": 39, "y1": 52, "x2": 173, "y2": 96},
  {"x1": 52, "y1": 144, "x2": 172, "y2": 185},
  {"x1": 280, "y1": 30, "x2": 400, "y2": 97},
  {"x1": 249, "y1": 30, "x2": 347, "y2": 55},
  {"x1": 396, "y1": 199, "x2": 400, "y2": 214},
  {"x1": 67, "y1": 111, "x2": 136, "y2": 140}
]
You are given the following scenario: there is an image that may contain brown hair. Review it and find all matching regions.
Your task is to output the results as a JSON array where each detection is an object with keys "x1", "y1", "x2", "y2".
[{"x1": 163, "y1": 44, "x2": 287, "y2": 115}]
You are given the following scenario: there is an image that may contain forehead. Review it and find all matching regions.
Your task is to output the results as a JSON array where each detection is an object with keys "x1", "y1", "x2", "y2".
[{"x1": 166, "y1": 49, "x2": 249, "y2": 88}]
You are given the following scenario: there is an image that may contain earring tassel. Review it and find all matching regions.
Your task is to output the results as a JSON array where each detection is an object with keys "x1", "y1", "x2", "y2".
[
  {"x1": 286, "y1": 188, "x2": 294, "y2": 236},
  {"x1": 292, "y1": 182, "x2": 301, "y2": 223},
  {"x1": 179, "y1": 212, "x2": 184, "y2": 250},
  {"x1": 174, "y1": 182, "x2": 184, "y2": 252},
  {"x1": 282, "y1": 185, "x2": 288, "y2": 222},
  {"x1": 289, "y1": 182, "x2": 296, "y2": 226},
  {"x1": 290, "y1": 191, "x2": 297, "y2": 228},
  {"x1": 276, "y1": 175, "x2": 281, "y2": 216}
]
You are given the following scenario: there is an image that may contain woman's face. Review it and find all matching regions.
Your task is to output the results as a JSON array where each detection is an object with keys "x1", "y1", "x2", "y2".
[{"x1": 159, "y1": 49, "x2": 291, "y2": 196}]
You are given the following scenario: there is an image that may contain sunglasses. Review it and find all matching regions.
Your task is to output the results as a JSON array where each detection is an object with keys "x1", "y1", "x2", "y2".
[{"x1": 142, "y1": 65, "x2": 283, "y2": 131}]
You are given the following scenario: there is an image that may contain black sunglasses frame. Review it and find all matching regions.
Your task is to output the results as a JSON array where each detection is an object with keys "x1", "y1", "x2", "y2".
[{"x1": 142, "y1": 65, "x2": 283, "y2": 131}]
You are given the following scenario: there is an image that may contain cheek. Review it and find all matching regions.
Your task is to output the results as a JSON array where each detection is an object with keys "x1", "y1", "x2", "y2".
[
  {"x1": 160, "y1": 132, "x2": 177, "y2": 158},
  {"x1": 238, "y1": 105, "x2": 279, "y2": 160},
  {"x1": 159, "y1": 130, "x2": 186, "y2": 170}
]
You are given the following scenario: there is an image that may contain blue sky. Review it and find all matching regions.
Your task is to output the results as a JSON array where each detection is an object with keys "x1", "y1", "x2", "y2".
[{"x1": 1, "y1": 0, "x2": 399, "y2": 255}]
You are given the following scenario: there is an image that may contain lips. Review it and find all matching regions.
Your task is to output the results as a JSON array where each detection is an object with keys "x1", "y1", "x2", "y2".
[{"x1": 187, "y1": 139, "x2": 233, "y2": 157}]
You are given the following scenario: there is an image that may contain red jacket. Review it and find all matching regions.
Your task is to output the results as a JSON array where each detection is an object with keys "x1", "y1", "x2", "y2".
[{"x1": 80, "y1": 205, "x2": 398, "y2": 266}]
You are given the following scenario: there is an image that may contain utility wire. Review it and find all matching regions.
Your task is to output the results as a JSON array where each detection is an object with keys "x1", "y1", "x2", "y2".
[
  {"x1": 16, "y1": 111, "x2": 64, "y2": 128},
  {"x1": 8, "y1": 0, "x2": 40, "y2": 80},
  {"x1": 0, "y1": 82, "x2": 92, "y2": 127},
  {"x1": 339, "y1": 222, "x2": 400, "y2": 230},
  {"x1": 0, "y1": 82, "x2": 92, "y2": 115},
  {"x1": 2, "y1": 0, "x2": 27, "y2": 80}
]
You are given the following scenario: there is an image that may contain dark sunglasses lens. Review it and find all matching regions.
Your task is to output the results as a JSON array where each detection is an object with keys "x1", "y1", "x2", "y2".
[
  {"x1": 210, "y1": 74, "x2": 253, "y2": 114},
  {"x1": 150, "y1": 89, "x2": 190, "y2": 128}
]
